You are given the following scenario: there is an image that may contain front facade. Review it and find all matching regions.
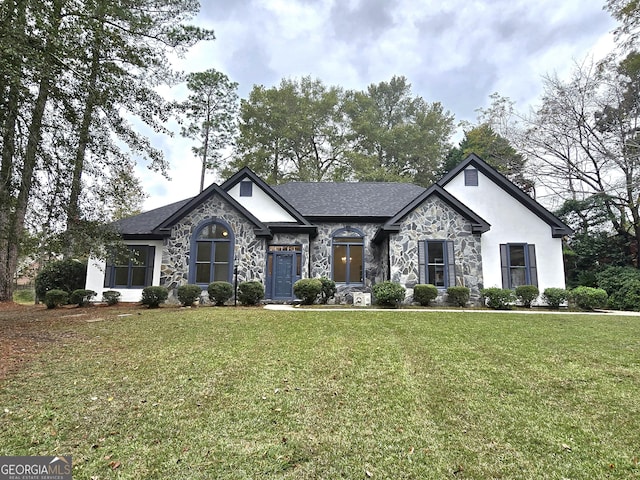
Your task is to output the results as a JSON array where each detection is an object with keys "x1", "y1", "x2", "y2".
[{"x1": 86, "y1": 154, "x2": 572, "y2": 305}]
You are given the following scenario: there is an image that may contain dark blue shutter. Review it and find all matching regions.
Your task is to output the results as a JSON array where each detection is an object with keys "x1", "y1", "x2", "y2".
[
  {"x1": 527, "y1": 244, "x2": 538, "y2": 287},
  {"x1": 500, "y1": 244, "x2": 509, "y2": 288},
  {"x1": 145, "y1": 246, "x2": 156, "y2": 286},
  {"x1": 446, "y1": 241, "x2": 455, "y2": 287},
  {"x1": 418, "y1": 241, "x2": 426, "y2": 284},
  {"x1": 104, "y1": 260, "x2": 113, "y2": 288}
]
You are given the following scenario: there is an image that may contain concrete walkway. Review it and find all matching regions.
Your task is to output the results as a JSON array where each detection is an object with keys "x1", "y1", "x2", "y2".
[{"x1": 264, "y1": 304, "x2": 640, "y2": 316}]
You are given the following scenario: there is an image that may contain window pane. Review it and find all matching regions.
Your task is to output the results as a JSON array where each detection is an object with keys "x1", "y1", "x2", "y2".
[
  {"x1": 429, "y1": 265, "x2": 445, "y2": 287},
  {"x1": 214, "y1": 264, "x2": 229, "y2": 282},
  {"x1": 196, "y1": 263, "x2": 210, "y2": 283},
  {"x1": 197, "y1": 242, "x2": 211, "y2": 262},
  {"x1": 130, "y1": 246, "x2": 148, "y2": 266},
  {"x1": 428, "y1": 242, "x2": 444, "y2": 264},
  {"x1": 333, "y1": 244, "x2": 347, "y2": 282},
  {"x1": 131, "y1": 267, "x2": 146, "y2": 287},
  {"x1": 509, "y1": 245, "x2": 526, "y2": 267},
  {"x1": 214, "y1": 242, "x2": 230, "y2": 262},
  {"x1": 114, "y1": 267, "x2": 129, "y2": 286},
  {"x1": 510, "y1": 268, "x2": 527, "y2": 288},
  {"x1": 199, "y1": 224, "x2": 230, "y2": 239},
  {"x1": 349, "y1": 245, "x2": 363, "y2": 283}
]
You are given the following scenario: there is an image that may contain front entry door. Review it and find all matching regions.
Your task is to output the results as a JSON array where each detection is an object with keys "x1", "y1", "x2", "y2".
[{"x1": 273, "y1": 253, "x2": 295, "y2": 299}]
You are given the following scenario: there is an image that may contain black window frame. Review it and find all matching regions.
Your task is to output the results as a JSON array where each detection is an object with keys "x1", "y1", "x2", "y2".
[
  {"x1": 464, "y1": 168, "x2": 479, "y2": 186},
  {"x1": 104, "y1": 245, "x2": 155, "y2": 289},
  {"x1": 239, "y1": 181, "x2": 253, "y2": 197},
  {"x1": 500, "y1": 243, "x2": 538, "y2": 289},
  {"x1": 418, "y1": 240, "x2": 455, "y2": 288},
  {"x1": 189, "y1": 221, "x2": 234, "y2": 286}
]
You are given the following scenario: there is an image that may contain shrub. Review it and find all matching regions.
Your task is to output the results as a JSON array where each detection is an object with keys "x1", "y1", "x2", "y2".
[
  {"x1": 372, "y1": 281, "x2": 406, "y2": 307},
  {"x1": 515, "y1": 285, "x2": 539, "y2": 308},
  {"x1": 293, "y1": 278, "x2": 322, "y2": 305},
  {"x1": 45, "y1": 289, "x2": 69, "y2": 309},
  {"x1": 569, "y1": 286, "x2": 608, "y2": 311},
  {"x1": 413, "y1": 284, "x2": 438, "y2": 306},
  {"x1": 102, "y1": 290, "x2": 121, "y2": 306},
  {"x1": 542, "y1": 288, "x2": 567, "y2": 309},
  {"x1": 141, "y1": 286, "x2": 169, "y2": 308},
  {"x1": 609, "y1": 279, "x2": 640, "y2": 311},
  {"x1": 481, "y1": 287, "x2": 515, "y2": 310},
  {"x1": 35, "y1": 259, "x2": 86, "y2": 302},
  {"x1": 238, "y1": 281, "x2": 264, "y2": 306},
  {"x1": 13, "y1": 289, "x2": 35, "y2": 304},
  {"x1": 207, "y1": 282, "x2": 234, "y2": 306},
  {"x1": 318, "y1": 277, "x2": 337, "y2": 305},
  {"x1": 177, "y1": 284, "x2": 202, "y2": 307},
  {"x1": 70, "y1": 289, "x2": 96, "y2": 307},
  {"x1": 447, "y1": 286, "x2": 470, "y2": 307},
  {"x1": 595, "y1": 266, "x2": 640, "y2": 296}
]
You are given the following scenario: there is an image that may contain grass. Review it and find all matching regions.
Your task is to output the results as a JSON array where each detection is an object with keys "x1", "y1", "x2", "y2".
[
  {"x1": 12, "y1": 288, "x2": 35, "y2": 304},
  {"x1": 1, "y1": 308, "x2": 639, "y2": 479}
]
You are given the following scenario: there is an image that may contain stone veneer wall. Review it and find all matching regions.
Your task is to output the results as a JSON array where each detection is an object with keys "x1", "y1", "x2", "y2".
[
  {"x1": 389, "y1": 196, "x2": 483, "y2": 304},
  {"x1": 160, "y1": 194, "x2": 267, "y2": 296},
  {"x1": 309, "y1": 222, "x2": 386, "y2": 302}
]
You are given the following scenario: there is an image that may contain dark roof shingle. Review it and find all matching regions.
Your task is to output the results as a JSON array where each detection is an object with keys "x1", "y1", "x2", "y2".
[{"x1": 273, "y1": 182, "x2": 426, "y2": 218}]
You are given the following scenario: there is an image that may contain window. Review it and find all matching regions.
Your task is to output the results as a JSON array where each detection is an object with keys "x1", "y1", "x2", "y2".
[
  {"x1": 500, "y1": 244, "x2": 538, "y2": 288},
  {"x1": 190, "y1": 221, "x2": 233, "y2": 285},
  {"x1": 418, "y1": 240, "x2": 455, "y2": 288},
  {"x1": 240, "y1": 181, "x2": 253, "y2": 197},
  {"x1": 332, "y1": 229, "x2": 364, "y2": 284},
  {"x1": 464, "y1": 168, "x2": 479, "y2": 186},
  {"x1": 104, "y1": 245, "x2": 155, "y2": 288}
]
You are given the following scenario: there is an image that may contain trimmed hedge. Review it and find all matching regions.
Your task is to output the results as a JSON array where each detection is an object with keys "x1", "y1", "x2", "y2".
[
  {"x1": 481, "y1": 287, "x2": 515, "y2": 310},
  {"x1": 141, "y1": 286, "x2": 169, "y2": 308},
  {"x1": 596, "y1": 266, "x2": 640, "y2": 310},
  {"x1": 102, "y1": 290, "x2": 121, "y2": 306},
  {"x1": 70, "y1": 289, "x2": 96, "y2": 307},
  {"x1": 515, "y1": 285, "x2": 539, "y2": 308},
  {"x1": 45, "y1": 289, "x2": 69, "y2": 309},
  {"x1": 372, "y1": 281, "x2": 406, "y2": 308},
  {"x1": 447, "y1": 286, "x2": 470, "y2": 307},
  {"x1": 177, "y1": 284, "x2": 202, "y2": 307},
  {"x1": 293, "y1": 278, "x2": 322, "y2": 305},
  {"x1": 569, "y1": 286, "x2": 608, "y2": 311},
  {"x1": 413, "y1": 284, "x2": 438, "y2": 306},
  {"x1": 542, "y1": 288, "x2": 567, "y2": 309},
  {"x1": 207, "y1": 282, "x2": 234, "y2": 306},
  {"x1": 238, "y1": 281, "x2": 264, "y2": 306}
]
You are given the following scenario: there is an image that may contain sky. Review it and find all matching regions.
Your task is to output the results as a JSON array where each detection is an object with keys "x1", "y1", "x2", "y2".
[{"x1": 136, "y1": 0, "x2": 617, "y2": 211}]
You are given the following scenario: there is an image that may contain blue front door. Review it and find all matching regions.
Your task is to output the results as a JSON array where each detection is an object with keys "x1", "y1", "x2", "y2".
[{"x1": 273, "y1": 253, "x2": 294, "y2": 299}]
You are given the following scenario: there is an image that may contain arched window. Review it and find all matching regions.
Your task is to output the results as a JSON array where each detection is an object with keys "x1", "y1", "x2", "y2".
[
  {"x1": 190, "y1": 220, "x2": 234, "y2": 285},
  {"x1": 332, "y1": 228, "x2": 364, "y2": 284}
]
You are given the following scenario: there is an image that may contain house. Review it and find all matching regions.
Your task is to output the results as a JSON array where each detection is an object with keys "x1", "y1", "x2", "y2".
[{"x1": 85, "y1": 154, "x2": 572, "y2": 305}]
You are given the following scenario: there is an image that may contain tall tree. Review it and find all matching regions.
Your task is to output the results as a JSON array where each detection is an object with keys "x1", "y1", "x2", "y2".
[
  {"x1": 522, "y1": 55, "x2": 640, "y2": 265},
  {"x1": 0, "y1": 0, "x2": 214, "y2": 301},
  {"x1": 443, "y1": 123, "x2": 531, "y2": 191},
  {"x1": 177, "y1": 69, "x2": 239, "y2": 192},
  {"x1": 345, "y1": 75, "x2": 455, "y2": 186},
  {"x1": 229, "y1": 77, "x2": 349, "y2": 183}
]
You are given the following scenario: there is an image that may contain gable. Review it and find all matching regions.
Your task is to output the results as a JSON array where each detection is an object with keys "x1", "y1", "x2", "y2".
[{"x1": 439, "y1": 154, "x2": 572, "y2": 238}]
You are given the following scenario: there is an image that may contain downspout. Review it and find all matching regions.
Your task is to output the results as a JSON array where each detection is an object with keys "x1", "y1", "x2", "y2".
[{"x1": 386, "y1": 235, "x2": 391, "y2": 281}]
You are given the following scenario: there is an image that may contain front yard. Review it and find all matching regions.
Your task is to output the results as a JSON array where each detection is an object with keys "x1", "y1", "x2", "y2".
[{"x1": 0, "y1": 305, "x2": 638, "y2": 479}]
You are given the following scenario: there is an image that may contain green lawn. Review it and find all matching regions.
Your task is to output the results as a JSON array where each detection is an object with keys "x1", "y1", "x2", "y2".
[{"x1": 1, "y1": 308, "x2": 639, "y2": 479}]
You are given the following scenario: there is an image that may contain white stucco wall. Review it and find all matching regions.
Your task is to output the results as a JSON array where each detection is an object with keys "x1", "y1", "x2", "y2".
[
  {"x1": 227, "y1": 181, "x2": 297, "y2": 222},
  {"x1": 85, "y1": 239, "x2": 164, "y2": 303},
  {"x1": 443, "y1": 168, "x2": 566, "y2": 293}
]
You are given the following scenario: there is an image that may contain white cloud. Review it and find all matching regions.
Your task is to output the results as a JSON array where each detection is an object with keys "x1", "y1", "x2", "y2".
[{"x1": 138, "y1": 0, "x2": 617, "y2": 211}]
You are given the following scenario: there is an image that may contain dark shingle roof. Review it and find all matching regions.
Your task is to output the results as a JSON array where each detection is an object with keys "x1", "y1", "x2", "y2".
[
  {"x1": 272, "y1": 182, "x2": 426, "y2": 218},
  {"x1": 114, "y1": 198, "x2": 192, "y2": 236}
]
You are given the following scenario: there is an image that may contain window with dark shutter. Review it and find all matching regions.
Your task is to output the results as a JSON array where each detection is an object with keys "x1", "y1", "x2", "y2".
[{"x1": 500, "y1": 243, "x2": 538, "y2": 288}]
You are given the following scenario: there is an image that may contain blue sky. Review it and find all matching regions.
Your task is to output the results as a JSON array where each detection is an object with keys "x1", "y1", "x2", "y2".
[{"x1": 137, "y1": 0, "x2": 616, "y2": 210}]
